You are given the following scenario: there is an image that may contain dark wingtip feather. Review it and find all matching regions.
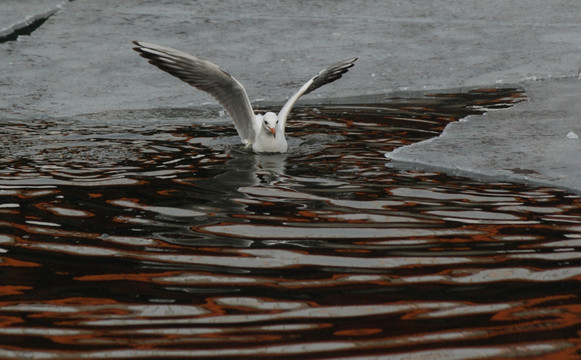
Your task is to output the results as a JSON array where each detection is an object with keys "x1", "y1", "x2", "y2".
[
  {"x1": 304, "y1": 57, "x2": 358, "y2": 95},
  {"x1": 132, "y1": 41, "x2": 150, "y2": 60},
  {"x1": 131, "y1": 40, "x2": 143, "y2": 53}
]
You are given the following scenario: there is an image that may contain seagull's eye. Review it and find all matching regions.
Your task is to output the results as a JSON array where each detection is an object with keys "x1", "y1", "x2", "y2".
[{"x1": 264, "y1": 120, "x2": 268, "y2": 125}]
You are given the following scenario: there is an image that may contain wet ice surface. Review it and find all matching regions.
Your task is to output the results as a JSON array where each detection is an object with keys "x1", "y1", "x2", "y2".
[
  {"x1": 2, "y1": 89, "x2": 581, "y2": 359},
  {"x1": 0, "y1": 0, "x2": 63, "y2": 40},
  {"x1": 2, "y1": 1, "x2": 580, "y2": 116},
  {"x1": 388, "y1": 78, "x2": 581, "y2": 194}
]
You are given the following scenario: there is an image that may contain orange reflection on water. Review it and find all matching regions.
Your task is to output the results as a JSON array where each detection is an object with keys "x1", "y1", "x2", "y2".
[{"x1": 2, "y1": 87, "x2": 580, "y2": 359}]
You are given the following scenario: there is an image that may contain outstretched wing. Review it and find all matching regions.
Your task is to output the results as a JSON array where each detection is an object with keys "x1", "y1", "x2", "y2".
[
  {"x1": 278, "y1": 57, "x2": 357, "y2": 128},
  {"x1": 132, "y1": 41, "x2": 257, "y2": 144}
]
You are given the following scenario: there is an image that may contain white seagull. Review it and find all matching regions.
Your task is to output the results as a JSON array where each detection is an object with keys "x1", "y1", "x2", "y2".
[{"x1": 132, "y1": 41, "x2": 357, "y2": 153}]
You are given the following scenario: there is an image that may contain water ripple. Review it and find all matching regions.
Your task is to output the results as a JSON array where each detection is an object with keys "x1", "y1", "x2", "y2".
[{"x1": 2, "y1": 88, "x2": 581, "y2": 359}]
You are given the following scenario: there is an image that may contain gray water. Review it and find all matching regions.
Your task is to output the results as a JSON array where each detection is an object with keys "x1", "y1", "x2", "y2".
[{"x1": 1, "y1": 88, "x2": 581, "y2": 359}]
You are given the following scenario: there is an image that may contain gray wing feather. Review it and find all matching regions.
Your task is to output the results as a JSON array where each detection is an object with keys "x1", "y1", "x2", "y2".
[
  {"x1": 304, "y1": 57, "x2": 357, "y2": 95},
  {"x1": 132, "y1": 41, "x2": 256, "y2": 144},
  {"x1": 278, "y1": 57, "x2": 357, "y2": 127}
]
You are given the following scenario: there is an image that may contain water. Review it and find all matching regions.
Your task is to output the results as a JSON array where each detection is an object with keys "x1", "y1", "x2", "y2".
[{"x1": 1, "y1": 87, "x2": 580, "y2": 359}]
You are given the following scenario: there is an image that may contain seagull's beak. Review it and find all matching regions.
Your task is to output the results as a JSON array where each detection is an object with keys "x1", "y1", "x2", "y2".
[{"x1": 268, "y1": 126, "x2": 276, "y2": 137}]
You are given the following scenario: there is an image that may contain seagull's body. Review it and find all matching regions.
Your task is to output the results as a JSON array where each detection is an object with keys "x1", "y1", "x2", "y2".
[{"x1": 132, "y1": 41, "x2": 356, "y2": 153}]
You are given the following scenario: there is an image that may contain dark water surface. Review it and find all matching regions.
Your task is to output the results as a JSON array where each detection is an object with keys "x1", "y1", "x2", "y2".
[{"x1": 1, "y1": 88, "x2": 581, "y2": 359}]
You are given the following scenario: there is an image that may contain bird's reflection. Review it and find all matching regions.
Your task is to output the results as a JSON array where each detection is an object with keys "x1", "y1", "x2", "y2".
[{"x1": 191, "y1": 148, "x2": 288, "y2": 213}]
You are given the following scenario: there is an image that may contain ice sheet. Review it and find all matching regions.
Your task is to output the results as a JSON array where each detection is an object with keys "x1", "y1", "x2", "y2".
[
  {"x1": 0, "y1": 0, "x2": 63, "y2": 39},
  {"x1": 387, "y1": 78, "x2": 581, "y2": 194}
]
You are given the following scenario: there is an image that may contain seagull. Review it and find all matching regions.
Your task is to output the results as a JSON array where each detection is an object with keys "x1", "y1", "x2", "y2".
[{"x1": 132, "y1": 41, "x2": 357, "y2": 153}]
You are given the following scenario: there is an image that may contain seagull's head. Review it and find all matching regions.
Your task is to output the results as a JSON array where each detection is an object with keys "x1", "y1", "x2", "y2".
[{"x1": 262, "y1": 112, "x2": 279, "y2": 137}]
